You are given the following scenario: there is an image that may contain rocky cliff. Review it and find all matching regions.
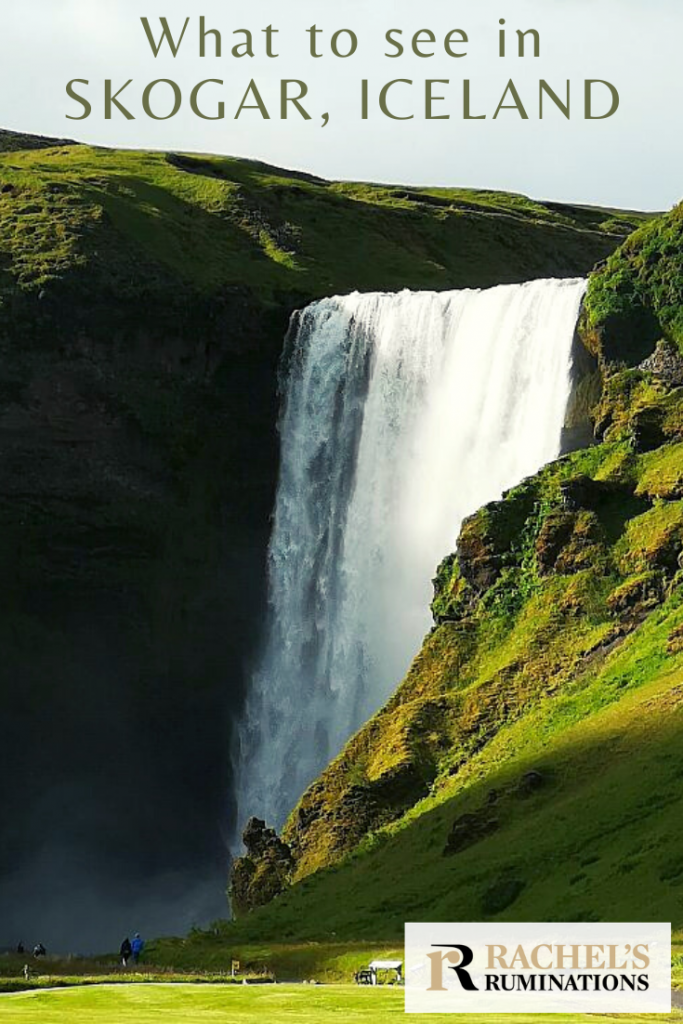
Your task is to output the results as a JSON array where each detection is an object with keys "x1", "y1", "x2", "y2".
[
  {"x1": 0, "y1": 127, "x2": 647, "y2": 946},
  {"x1": 228, "y1": 203, "x2": 683, "y2": 934}
]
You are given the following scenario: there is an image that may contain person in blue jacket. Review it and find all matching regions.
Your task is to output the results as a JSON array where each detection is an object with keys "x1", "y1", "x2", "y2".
[{"x1": 131, "y1": 933, "x2": 144, "y2": 964}]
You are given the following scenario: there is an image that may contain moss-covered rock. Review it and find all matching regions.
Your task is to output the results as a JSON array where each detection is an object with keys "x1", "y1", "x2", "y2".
[
  {"x1": 229, "y1": 818, "x2": 294, "y2": 917},
  {"x1": 582, "y1": 202, "x2": 683, "y2": 371},
  {"x1": 443, "y1": 809, "x2": 499, "y2": 856}
]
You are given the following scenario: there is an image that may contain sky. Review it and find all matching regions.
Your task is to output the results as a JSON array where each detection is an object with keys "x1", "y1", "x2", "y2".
[{"x1": 3, "y1": 0, "x2": 682, "y2": 211}]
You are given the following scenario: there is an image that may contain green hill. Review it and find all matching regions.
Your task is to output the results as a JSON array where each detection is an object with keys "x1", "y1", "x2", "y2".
[
  {"x1": 0, "y1": 128, "x2": 664, "y2": 953},
  {"x1": 0, "y1": 128, "x2": 643, "y2": 943},
  {"x1": 0, "y1": 133, "x2": 645, "y2": 342},
  {"x1": 224, "y1": 202, "x2": 683, "y2": 941}
]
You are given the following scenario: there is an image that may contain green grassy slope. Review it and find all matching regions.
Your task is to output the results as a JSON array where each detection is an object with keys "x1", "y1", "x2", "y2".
[
  {"x1": 230, "y1": 604, "x2": 683, "y2": 937},
  {"x1": 221, "y1": 205, "x2": 683, "y2": 940}
]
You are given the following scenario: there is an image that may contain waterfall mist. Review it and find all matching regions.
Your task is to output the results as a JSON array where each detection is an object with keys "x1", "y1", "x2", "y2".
[{"x1": 234, "y1": 278, "x2": 587, "y2": 836}]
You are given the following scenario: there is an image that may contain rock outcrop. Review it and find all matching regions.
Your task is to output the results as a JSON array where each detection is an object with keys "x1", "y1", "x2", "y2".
[{"x1": 230, "y1": 818, "x2": 294, "y2": 917}]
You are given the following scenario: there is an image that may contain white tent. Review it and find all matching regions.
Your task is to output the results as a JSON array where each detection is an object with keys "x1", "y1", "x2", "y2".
[{"x1": 368, "y1": 960, "x2": 403, "y2": 984}]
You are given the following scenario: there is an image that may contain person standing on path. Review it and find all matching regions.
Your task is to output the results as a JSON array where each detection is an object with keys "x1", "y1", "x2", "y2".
[{"x1": 131, "y1": 933, "x2": 144, "y2": 964}]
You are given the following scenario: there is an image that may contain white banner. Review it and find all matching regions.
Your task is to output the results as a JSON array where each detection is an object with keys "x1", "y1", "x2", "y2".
[{"x1": 405, "y1": 922, "x2": 671, "y2": 1013}]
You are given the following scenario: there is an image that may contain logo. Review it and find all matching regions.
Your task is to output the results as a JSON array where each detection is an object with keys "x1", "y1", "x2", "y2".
[
  {"x1": 427, "y1": 945, "x2": 478, "y2": 991},
  {"x1": 405, "y1": 923, "x2": 671, "y2": 1013}
]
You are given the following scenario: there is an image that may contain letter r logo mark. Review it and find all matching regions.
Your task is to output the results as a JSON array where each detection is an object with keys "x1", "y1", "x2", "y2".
[{"x1": 427, "y1": 945, "x2": 479, "y2": 991}]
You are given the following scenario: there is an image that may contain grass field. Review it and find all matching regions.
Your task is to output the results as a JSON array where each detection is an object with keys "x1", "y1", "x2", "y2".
[{"x1": 0, "y1": 984, "x2": 680, "y2": 1024}]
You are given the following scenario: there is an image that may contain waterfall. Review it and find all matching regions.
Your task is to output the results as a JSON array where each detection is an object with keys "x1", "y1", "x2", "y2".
[{"x1": 234, "y1": 277, "x2": 587, "y2": 835}]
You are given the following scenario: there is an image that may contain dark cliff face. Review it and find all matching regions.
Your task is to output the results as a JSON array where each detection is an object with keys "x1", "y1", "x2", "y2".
[
  {"x1": 0, "y1": 135, "x2": 640, "y2": 950},
  {"x1": 0, "y1": 289, "x2": 288, "y2": 950}
]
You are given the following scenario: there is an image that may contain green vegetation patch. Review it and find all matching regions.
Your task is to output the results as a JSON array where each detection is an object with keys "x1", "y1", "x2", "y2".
[
  {"x1": 583, "y1": 202, "x2": 683, "y2": 366},
  {"x1": 617, "y1": 500, "x2": 683, "y2": 573},
  {"x1": 638, "y1": 442, "x2": 683, "y2": 499}
]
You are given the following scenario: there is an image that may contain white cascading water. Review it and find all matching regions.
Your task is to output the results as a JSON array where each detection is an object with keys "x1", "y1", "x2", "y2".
[{"x1": 234, "y1": 278, "x2": 587, "y2": 834}]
